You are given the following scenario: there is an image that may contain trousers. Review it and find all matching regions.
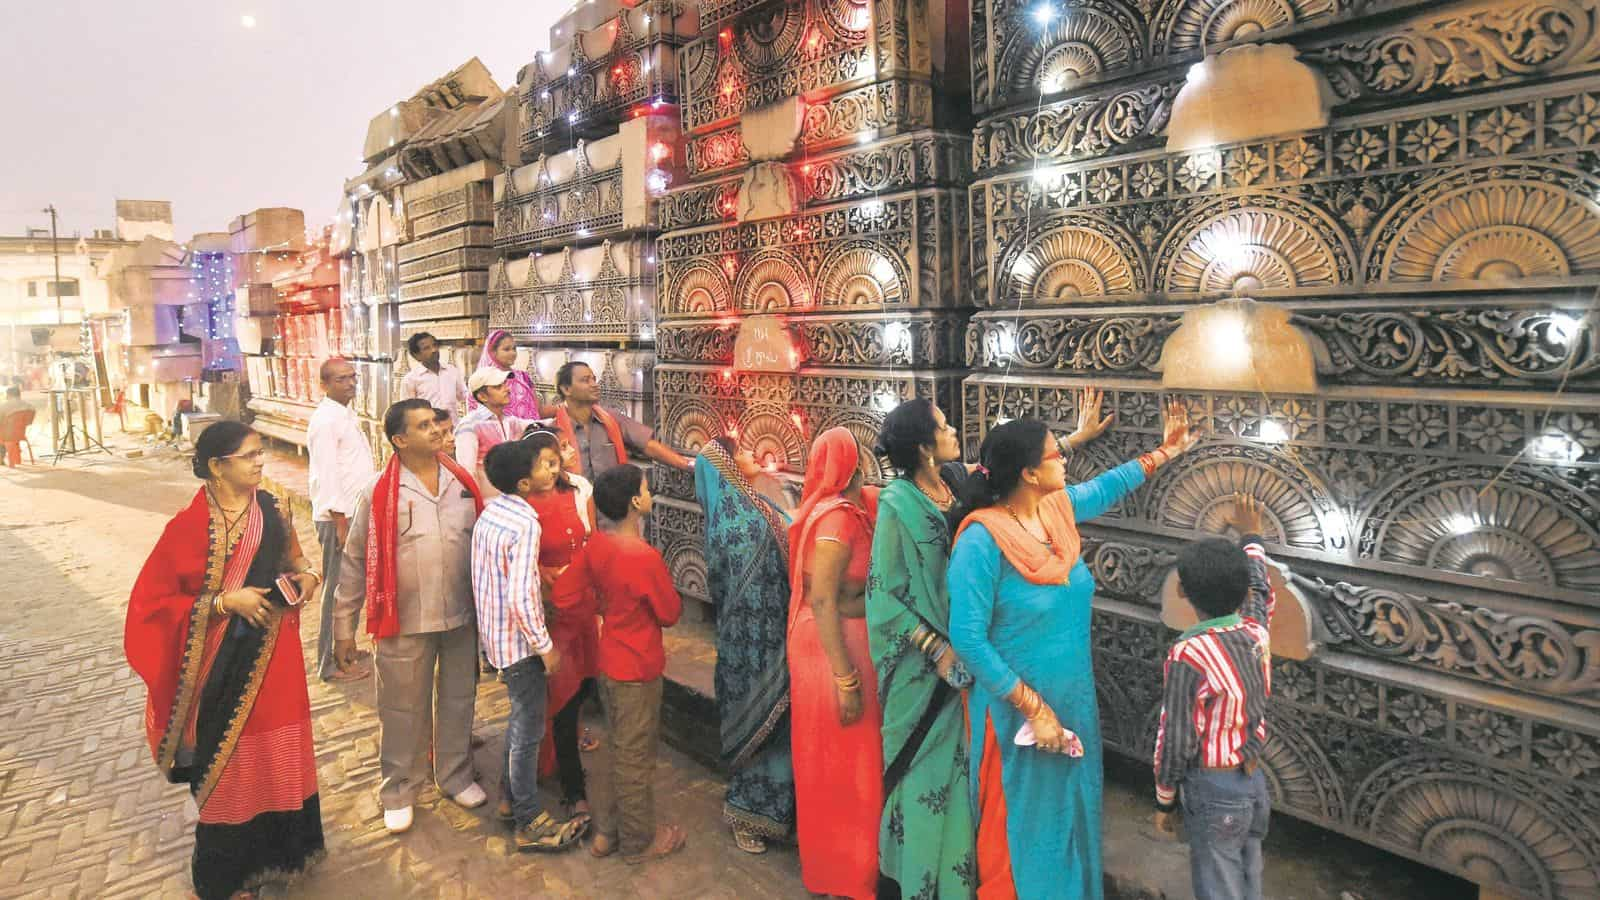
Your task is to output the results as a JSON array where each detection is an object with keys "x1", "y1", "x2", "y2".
[
  {"x1": 597, "y1": 675, "x2": 663, "y2": 854},
  {"x1": 1182, "y1": 766, "x2": 1271, "y2": 900},
  {"x1": 374, "y1": 625, "x2": 479, "y2": 810}
]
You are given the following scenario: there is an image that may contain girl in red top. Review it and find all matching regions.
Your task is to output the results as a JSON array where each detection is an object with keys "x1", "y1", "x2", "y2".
[
  {"x1": 518, "y1": 431, "x2": 599, "y2": 822},
  {"x1": 558, "y1": 464, "x2": 686, "y2": 862}
]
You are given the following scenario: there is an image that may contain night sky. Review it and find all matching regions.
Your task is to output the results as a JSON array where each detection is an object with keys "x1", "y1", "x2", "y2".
[{"x1": 0, "y1": 1, "x2": 562, "y2": 240}]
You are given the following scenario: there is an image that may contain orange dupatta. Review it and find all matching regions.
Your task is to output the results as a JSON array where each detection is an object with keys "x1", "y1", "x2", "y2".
[
  {"x1": 953, "y1": 491, "x2": 1081, "y2": 585},
  {"x1": 786, "y1": 427, "x2": 877, "y2": 632}
]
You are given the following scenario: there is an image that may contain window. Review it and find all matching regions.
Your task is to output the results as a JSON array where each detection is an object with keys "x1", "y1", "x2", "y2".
[{"x1": 27, "y1": 278, "x2": 78, "y2": 297}]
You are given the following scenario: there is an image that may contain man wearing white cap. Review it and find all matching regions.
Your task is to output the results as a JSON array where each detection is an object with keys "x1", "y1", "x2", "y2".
[{"x1": 455, "y1": 367, "x2": 537, "y2": 498}]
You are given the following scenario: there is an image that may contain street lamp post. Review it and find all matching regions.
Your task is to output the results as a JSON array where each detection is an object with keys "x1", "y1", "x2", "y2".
[{"x1": 42, "y1": 205, "x2": 62, "y2": 325}]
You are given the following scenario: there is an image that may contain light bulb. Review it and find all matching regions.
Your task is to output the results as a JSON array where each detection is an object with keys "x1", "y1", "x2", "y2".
[
  {"x1": 1032, "y1": 4, "x2": 1055, "y2": 25},
  {"x1": 1549, "y1": 313, "x2": 1581, "y2": 346},
  {"x1": 1448, "y1": 514, "x2": 1476, "y2": 535},
  {"x1": 1258, "y1": 420, "x2": 1288, "y2": 443},
  {"x1": 885, "y1": 322, "x2": 910, "y2": 349},
  {"x1": 1529, "y1": 431, "x2": 1584, "y2": 464}
]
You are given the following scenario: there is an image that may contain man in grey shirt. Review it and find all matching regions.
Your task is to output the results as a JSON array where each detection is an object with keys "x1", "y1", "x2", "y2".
[
  {"x1": 332, "y1": 398, "x2": 487, "y2": 835},
  {"x1": 548, "y1": 360, "x2": 691, "y2": 480}
]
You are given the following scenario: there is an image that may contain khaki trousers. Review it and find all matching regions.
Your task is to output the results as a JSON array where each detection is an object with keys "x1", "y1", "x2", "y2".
[
  {"x1": 597, "y1": 675, "x2": 664, "y2": 854},
  {"x1": 375, "y1": 624, "x2": 479, "y2": 810}
]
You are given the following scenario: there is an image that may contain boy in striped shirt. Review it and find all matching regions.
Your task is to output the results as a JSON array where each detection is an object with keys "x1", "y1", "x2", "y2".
[{"x1": 1152, "y1": 495, "x2": 1275, "y2": 900}]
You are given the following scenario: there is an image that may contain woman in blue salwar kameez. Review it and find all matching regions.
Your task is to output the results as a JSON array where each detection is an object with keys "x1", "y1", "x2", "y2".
[{"x1": 947, "y1": 405, "x2": 1198, "y2": 899}]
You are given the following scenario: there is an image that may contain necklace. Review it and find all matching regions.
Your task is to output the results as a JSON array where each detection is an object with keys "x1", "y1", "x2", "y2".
[
  {"x1": 208, "y1": 487, "x2": 250, "y2": 537},
  {"x1": 1005, "y1": 503, "x2": 1051, "y2": 547},
  {"x1": 914, "y1": 471, "x2": 954, "y2": 510}
]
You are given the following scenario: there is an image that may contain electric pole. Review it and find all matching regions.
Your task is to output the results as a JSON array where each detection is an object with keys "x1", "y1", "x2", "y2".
[{"x1": 42, "y1": 205, "x2": 62, "y2": 324}]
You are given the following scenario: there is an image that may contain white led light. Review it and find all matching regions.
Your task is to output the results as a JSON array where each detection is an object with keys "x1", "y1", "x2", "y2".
[
  {"x1": 885, "y1": 321, "x2": 910, "y2": 349},
  {"x1": 1529, "y1": 431, "x2": 1584, "y2": 464},
  {"x1": 1549, "y1": 313, "x2": 1581, "y2": 346},
  {"x1": 1258, "y1": 420, "x2": 1289, "y2": 443},
  {"x1": 861, "y1": 199, "x2": 885, "y2": 219},
  {"x1": 1449, "y1": 514, "x2": 1476, "y2": 535},
  {"x1": 1032, "y1": 4, "x2": 1055, "y2": 25}
]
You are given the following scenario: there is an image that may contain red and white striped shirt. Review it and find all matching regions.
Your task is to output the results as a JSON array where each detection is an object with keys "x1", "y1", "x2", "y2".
[
  {"x1": 1153, "y1": 539, "x2": 1275, "y2": 808},
  {"x1": 470, "y1": 494, "x2": 553, "y2": 669}
]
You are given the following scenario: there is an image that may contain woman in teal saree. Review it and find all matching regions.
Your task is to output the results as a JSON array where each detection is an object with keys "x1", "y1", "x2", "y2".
[
  {"x1": 695, "y1": 437, "x2": 797, "y2": 852},
  {"x1": 867, "y1": 399, "x2": 978, "y2": 898}
]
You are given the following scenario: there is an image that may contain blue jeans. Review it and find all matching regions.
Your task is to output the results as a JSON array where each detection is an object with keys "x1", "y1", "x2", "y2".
[
  {"x1": 1182, "y1": 767, "x2": 1270, "y2": 900},
  {"x1": 315, "y1": 521, "x2": 343, "y2": 680},
  {"x1": 502, "y1": 656, "x2": 550, "y2": 828}
]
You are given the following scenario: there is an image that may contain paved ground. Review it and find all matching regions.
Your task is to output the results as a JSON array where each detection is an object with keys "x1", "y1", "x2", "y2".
[
  {"x1": 0, "y1": 439, "x2": 804, "y2": 899},
  {"x1": 0, "y1": 432, "x2": 1467, "y2": 899}
]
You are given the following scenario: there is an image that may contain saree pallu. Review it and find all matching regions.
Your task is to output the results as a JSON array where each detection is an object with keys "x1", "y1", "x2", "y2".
[
  {"x1": 867, "y1": 479, "x2": 976, "y2": 899},
  {"x1": 126, "y1": 488, "x2": 323, "y2": 900},
  {"x1": 694, "y1": 449, "x2": 796, "y2": 839}
]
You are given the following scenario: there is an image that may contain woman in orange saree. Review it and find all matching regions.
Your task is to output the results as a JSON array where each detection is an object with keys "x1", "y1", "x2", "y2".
[
  {"x1": 126, "y1": 423, "x2": 324, "y2": 899},
  {"x1": 787, "y1": 426, "x2": 882, "y2": 898}
]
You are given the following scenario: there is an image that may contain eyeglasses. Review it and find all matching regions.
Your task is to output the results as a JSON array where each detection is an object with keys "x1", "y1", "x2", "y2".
[
  {"x1": 222, "y1": 450, "x2": 267, "y2": 462},
  {"x1": 1040, "y1": 446, "x2": 1064, "y2": 463}
]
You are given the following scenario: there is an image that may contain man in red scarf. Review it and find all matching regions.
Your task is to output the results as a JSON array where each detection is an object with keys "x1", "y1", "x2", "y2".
[
  {"x1": 550, "y1": 361, "x2": 691, "y2": 481},
  {"x1": 332, "y1": 398, "x2": 487, "y2": 835}
]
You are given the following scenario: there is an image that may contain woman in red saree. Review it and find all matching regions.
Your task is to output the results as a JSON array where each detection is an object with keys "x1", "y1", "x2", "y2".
[
  {"x1": 787, "y1": 426, "x2": 883, "y2": 898},
  {"x1": 126, "y1": 422, "x2": 324, "y2": 899}
]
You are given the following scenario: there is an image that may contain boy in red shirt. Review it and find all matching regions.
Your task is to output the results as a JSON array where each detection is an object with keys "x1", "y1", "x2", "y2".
[{"x1": 556, "y1": 464, "x2": 687, "y2": 862}]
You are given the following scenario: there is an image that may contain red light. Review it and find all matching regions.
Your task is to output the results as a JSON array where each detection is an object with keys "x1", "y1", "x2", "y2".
[
  {"x1": 650, "y1": 141, "x2": 671, "y2": 162},
  {"x1": 802, "y1": 163, "x2": 813, "y2": 173},
  {"x1": 727, "y1": 423, "x2": 739, "y2": 436},
  {"x1": 719, "y1": 28, "x2": 732, "y2": 44},
  {"x1": 722, "y1": 368, "x2": 734, "y2": 381}
]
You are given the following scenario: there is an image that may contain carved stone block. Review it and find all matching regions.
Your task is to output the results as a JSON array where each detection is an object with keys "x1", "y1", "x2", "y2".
[
  {"x1": 655, "y1": 364, "x2": 963, "y2": 481},
  {"x1": 520, "y1": 0, "x2": 699, "y2": 149},
  {"x1": 496, "y1": 114, "x2": 682, "y2": 252},
  {"x1": 661, "y1": 130, "x2": 969, "y2": 230},
  {"x1": 487, "y1": 238, "x2": 657, "y2": 343},
  {"x1": 657, "y1": 187, "x2": 968, "y2": 316}
]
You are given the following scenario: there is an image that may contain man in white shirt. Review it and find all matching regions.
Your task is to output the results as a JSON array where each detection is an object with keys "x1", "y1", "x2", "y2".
[
  {"x1": 398, "y1": 332, "x2": 468, "y2": 424},
  {"x1": 308, "y1": 357, "x2": 376, "y2": 682},
  {"x1": 454, "y1": 367, "x2": 535, "y2": 499}
]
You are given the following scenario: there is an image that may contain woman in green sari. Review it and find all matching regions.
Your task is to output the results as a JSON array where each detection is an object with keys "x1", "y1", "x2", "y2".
[
  {"x1": 868, "y1": 391, "x2": 1115, "y2": 898},
  {"x1": 695, "y1": 437, "x2": 797, "y2": 852},
  {"x1": 867, "y1": 399, "x2": 978, "y2": 898}
]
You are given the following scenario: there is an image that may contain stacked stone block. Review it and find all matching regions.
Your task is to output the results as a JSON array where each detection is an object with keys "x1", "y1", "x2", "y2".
[
  {"x1": 650, "y1": 0, "x2": 974, "y2": 611},
  {"x1": 962, "y1": 1, "x2": 1600, "y2": 896},
  {"x1": 494, "y1": 0, "x2": 700, "y2": 424}
]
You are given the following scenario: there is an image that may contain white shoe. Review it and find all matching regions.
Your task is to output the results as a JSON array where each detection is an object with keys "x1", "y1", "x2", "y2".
[
  {"x1": 384, "y1": 806, "x2": 414, "y2": 834},
  {"x1": 450, "y1": 782, "x2": 488, "y2": 809}
]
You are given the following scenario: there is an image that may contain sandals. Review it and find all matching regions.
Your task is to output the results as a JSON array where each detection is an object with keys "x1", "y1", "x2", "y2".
[
  {"x1": 732, "y1": 827, "x2": 767, "y2": 855},
  {"x1": 514, "y1": 811, "x2": 588, "y2": 853}
]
